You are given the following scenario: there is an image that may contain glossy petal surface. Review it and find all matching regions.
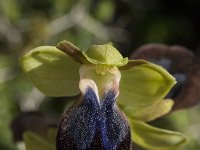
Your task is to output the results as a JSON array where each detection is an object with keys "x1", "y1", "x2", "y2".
[
  {"x1": 130, "y1": 120, "x2": 188, "y2": 150},
  {"x1": 118, "y1": 62, "x2": 176, "y2": 107},
  {"x1": 21, "y1": 46, "x2": 81, "y2": 96}
]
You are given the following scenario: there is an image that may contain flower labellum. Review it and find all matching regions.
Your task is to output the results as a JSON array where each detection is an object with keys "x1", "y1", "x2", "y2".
[{"x1": 56, "y1": 79, "x2": 131, "y2": 150}]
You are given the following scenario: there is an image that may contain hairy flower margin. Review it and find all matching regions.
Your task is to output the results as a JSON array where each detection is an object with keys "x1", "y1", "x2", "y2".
[{"x1": 21, "y1": 41, "x2": 188, "y2": 150}]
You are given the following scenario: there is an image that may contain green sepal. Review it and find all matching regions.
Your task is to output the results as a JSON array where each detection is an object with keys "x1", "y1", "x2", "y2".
[
  {"x1": 20, "y1": 46, "x2": 81, "y2": 97},
  {"x1": 122, "y1": 99, "x2": 174, "y2": 122},
  {"x1": 23, "y1": 131, "x2": 54, "y2": 150},
  {"x1": 82, "y1": 44, "x2": 128, "y2": 66},
  {"x1": 118, "y1": 62, "x2": 176, "y2": 107},
  {"x1": 130, "y1": 120, "x2": 188, "y2": 150}
]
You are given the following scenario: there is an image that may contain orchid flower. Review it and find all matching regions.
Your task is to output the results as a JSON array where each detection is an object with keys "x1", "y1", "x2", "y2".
[{"x1": 21, "y1": 41, "x2": 187, "y2": 150}]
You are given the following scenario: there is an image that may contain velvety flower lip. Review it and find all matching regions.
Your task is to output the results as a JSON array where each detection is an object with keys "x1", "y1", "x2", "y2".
[{"x1": 56, "y1": 79, "x2": 131, "y2": 150}]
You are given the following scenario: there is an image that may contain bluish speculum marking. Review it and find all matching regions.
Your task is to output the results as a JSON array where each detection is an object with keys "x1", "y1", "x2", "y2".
[{"x1": 56, "y1": 87, "x2": 131, "y2": 150}]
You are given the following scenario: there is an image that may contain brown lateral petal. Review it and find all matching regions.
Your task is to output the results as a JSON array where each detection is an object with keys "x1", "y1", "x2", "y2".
[
  {"x1": 118, "y1": 59, "x2": 148, "y2": 70},
  {"x1": 56, "y1": 40, "x2": 89, "y2": 64}
]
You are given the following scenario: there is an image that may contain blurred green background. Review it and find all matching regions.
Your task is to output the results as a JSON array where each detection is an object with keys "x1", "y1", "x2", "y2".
[{"x1": 0, "y1": 0, "x2": 200, "y2": 149}]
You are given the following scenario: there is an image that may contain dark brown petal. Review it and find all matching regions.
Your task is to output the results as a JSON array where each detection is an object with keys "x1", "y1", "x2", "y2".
[
  {"x1": 56, "y1": 40, "x2": 89, "y2": 64},
  {"x1": 118, "y1": 59, "x2": 148, "y2": 70}
]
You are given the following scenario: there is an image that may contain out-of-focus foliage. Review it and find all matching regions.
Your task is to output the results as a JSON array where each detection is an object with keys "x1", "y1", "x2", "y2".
[
  {"x1": 23, "y1": 128, "x2": 57, "y2": 150},
  {"x1": 1, "y1": 0, "x2": 200, "y2": 150}
]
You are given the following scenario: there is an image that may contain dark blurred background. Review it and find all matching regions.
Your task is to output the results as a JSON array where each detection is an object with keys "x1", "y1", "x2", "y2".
[{"x1": 0, "y1": 0, "x2": 200, "y2": 149}]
